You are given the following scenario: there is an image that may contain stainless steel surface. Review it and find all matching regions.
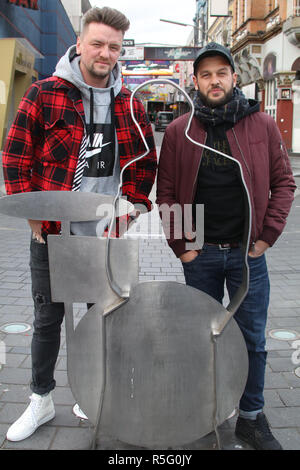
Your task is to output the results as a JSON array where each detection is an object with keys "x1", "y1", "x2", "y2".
[
  {"x1": 0, "y1": 78, "x2": 250, "y2": 448},
  {"x1": 48, "y1": 236, "x2": 138, "y2": 304},
  {"x1": 0, "y1": 191, "x2": 133, "y2": 220},
  {"x1": 97, "y1": 281, "x2": 248, "y2": 448}
]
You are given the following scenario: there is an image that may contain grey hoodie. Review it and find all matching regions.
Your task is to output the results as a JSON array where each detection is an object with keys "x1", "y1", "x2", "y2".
[{"x1": 53, "y1": 45, "x2": 122, "y2": 236}]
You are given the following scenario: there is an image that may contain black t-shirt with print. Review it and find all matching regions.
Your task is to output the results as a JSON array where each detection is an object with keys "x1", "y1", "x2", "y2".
[{"x1": 193, "y1": 123, "x2": 246, "y2": 244}]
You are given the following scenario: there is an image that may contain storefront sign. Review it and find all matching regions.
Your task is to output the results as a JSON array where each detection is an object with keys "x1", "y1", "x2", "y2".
[
  {"x1": 123, "y1": 39, "x2": 135, "y2": 47},
  {"x1": 120, "y1": 47, "x2": 144, "y2": 61},
  {"x1": 7, "y1": 0, "x2": 39, "y2": 10},
  {"x1": 144, "y1": 47, "x2": 201, "y2": 61}
]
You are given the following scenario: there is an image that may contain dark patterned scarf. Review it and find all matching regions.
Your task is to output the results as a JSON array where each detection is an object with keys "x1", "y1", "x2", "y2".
[{"x1": 193, "y1": 87, "x2": 260, "y2": 126}]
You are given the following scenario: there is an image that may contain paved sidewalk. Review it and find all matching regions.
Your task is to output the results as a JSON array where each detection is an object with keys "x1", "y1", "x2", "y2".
[{"x1": 0, "y1": 155, "x2": 300, "y2": 450}]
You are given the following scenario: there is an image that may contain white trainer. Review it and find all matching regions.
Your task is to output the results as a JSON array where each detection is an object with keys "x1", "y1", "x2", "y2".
[{"x1": 6, "y1": 392, "x2": 55, "y2": 441}]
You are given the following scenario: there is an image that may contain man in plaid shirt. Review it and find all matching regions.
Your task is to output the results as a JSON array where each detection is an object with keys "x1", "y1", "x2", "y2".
[{"x1": 3, "y1": 7, "x2": 156, "y2": 442}]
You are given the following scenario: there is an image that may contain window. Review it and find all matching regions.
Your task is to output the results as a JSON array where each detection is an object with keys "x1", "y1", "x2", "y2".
[
  {"x1": 244, "y1": 0, "x2": 248, "y2": 21},
  {"x1": 265, "y1": 80, "x2": 277, "y2": 120},
  {"x1": 237, "y1": 0, "x2": 241, "y2": 26},
  {"x1": 295, "y1": 0, "x2": 300, "y2": 15}
]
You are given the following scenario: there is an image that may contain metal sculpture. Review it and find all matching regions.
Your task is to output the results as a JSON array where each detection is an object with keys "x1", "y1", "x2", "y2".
[{"x1": 0, "y1": 79, "x2": 249, "y2": 449}]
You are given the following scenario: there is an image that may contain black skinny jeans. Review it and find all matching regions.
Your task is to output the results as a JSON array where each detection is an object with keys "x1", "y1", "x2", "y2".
[{"x1": 30, "y1": 238, "x2": 64, "y2": 395}]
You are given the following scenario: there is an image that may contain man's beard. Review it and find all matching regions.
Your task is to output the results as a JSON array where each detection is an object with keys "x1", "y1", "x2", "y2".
[
  {"x1": 89, "y1": 64, "x2": 111, "y2": 80},
  {"x1": 198, "y1": 85, "x2": 234, "y2": 108}
]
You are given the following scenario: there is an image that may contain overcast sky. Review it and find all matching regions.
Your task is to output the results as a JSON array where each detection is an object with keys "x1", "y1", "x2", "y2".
[{"x1": 90, "y1": 0, "x2": 197, "y2": 46}]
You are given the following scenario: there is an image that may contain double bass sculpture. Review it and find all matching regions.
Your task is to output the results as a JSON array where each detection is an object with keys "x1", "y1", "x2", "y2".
[{"x1": 0, "y1": 80, "x2": 248, "y2": 449}]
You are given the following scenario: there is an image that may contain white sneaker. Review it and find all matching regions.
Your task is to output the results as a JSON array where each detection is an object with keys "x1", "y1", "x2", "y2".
[{"x1": 6, "y1": 392, "x2": 55, "y2": 441}]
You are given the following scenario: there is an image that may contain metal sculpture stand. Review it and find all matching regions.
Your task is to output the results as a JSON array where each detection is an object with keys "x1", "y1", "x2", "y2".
[{"x1": 0, "y1": 80, "x2": 251, "y2": 449}]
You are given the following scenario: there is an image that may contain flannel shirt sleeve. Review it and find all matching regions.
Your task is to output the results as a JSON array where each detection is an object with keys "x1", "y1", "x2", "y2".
[{"x1": 2, "y1": 83, "x2": 42, "y2": 195}]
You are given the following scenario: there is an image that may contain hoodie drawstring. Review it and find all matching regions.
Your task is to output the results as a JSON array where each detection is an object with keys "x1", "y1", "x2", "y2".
[
  {"x1": 88, "y1": 87, "x2": 115, "y2": 159},
  {"x1": 110, "y1": 87, "x2": 115, "y2": 161},
  {"x1": 89, "y1": 87, "x2": 94, "y2": 147}
]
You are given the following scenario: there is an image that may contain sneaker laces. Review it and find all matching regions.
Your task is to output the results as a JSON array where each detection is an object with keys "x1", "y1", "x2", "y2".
[{"x1": 27, "y1": 394, "x2": 44, "y2": 427}]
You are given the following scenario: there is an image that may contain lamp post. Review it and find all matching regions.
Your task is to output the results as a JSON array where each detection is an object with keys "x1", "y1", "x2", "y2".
[
  {"x1": 160, "y1": 18, "x2": 202, "y2": 46},
  {"x1": 160, "y1": 18, "x2": 212, "y2": 46}
]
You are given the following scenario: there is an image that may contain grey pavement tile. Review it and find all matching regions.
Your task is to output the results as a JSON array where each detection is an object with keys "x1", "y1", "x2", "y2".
[
  {"x1": 10, "y1": 346, "x2": 31, "y2": 355},
  {"x1": 2, "y1": 353, "x2": 27, "y2": 368},
  {"x1": 0, "y1": 383, "x2": 30, "y2": 403},
  {"x1": 0, "y1": 297, "x2": 17, "y2": 305},
  {"x1": 265, "y1": 406, "x2": 300, "y2": 428},
  {"x1": 0, "y1": 289, "x2": 15, "y2": 297},
  {"x1": 0, "y1": 423, "x2": 8, "y2": 448},
  {"x1": 0, "y1": 366, "x2": 30, "y2": 385},
  {"x1": 19, "y1": 355, "x2": 32, "y2": 369},
  {"x1": 52, "y1": 387, "x2": 75, "y2": 406},
  {"x1": 47, "y1": 405, "x2": 82, "y2": 428},
  {"x1": 0, "y1": 314, "x2": 33, "y2": 324},
  {"x1": 282, "y1": 371, "x2": 300, "y2": 388},
  {"x1": 13, "y1": 298, "x2": 33, "y2": 306},
  {"x1": 278, "y1": 388, "x2": 300, "y2": 406},
  {"x1": 2, "y1": 334, "x2": 32, "y2": 348},
  {"x1": 264, "y1": 389, "x2": 285, "y2": 407},
  {"x1": 52, "y1": 370, "x2": 69, "y2": 387},
  {"x1": 0, "y1": 402, "x2": 30, "y2": 425},
  {"x1": 268, "y1": 357, "x2": 297, "y2": 373},
  {"x1": 270, "y1": 317, "x2": 300, "y2": 327},
  {"x1": 266, "y1": 337, "x2": 295, "y2": 351},
  {"x1": 271, "y1": 427, "x2": 300, "y2": 450},
  {"x1": 50, "y1": 426, "x2": 93, "y2": 450},
  {"x1": 264, "y1": 371, "x2": 290, "y2": 389}
]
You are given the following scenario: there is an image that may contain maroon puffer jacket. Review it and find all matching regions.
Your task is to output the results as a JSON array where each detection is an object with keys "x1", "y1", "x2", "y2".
[{"x1": 156, "y1": 112, "x2": 296, "y2": 257}]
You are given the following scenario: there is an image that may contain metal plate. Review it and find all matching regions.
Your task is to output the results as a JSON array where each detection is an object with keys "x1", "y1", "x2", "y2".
[
  {"x1": 48, "y1": 236, "x2": 139, "y2": 305},
  {"x1": 69, "y1": 282, "x2": 248, "y2": 448},
  {"x1": 0, "y1": 192, "x2": 133, "y2": 221}
]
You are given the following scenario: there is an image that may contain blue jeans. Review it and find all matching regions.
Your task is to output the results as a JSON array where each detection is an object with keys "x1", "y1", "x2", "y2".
[{"x1": 182, "y1": 244, "x2": 270, "y2": 412}]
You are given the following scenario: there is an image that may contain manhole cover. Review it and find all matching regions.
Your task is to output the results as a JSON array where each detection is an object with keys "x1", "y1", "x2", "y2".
[
  {"x1": 295, "y1": 367, "x2": 300, "y2": 378},
  {"x1": 0, "y1": 323, "x2": 31, "y2": 334},
  {"x1": 268, "y1": 329, "x2": 299, "y2": 341}
]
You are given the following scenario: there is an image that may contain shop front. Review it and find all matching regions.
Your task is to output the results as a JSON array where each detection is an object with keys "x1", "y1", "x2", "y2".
[{"x1": 0, "y1": 38, "x2": 36, "y2": 149}]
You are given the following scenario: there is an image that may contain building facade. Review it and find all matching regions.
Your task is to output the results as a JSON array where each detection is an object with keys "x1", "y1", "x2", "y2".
[
  {"x1": 0, "y1": 0, "x2": 89, "y2": 149},
  {"x1": 206, "y1": 0, "x2": 300, "y2": 154}
]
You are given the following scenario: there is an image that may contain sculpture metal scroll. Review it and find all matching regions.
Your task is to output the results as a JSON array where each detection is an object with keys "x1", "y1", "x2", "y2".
[{"x1": 0, "y1": 79, "x2": 249, "y2": 449}]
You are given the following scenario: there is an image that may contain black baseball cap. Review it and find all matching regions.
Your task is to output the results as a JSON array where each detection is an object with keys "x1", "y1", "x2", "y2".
[{"x1": 193, "y1": 42, "x2": 235, "y2": 74}]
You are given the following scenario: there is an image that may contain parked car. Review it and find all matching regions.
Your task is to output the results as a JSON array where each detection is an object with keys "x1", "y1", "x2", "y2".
[{"x1": 154, "y1": 111, "x2": 174, "y2": 131}]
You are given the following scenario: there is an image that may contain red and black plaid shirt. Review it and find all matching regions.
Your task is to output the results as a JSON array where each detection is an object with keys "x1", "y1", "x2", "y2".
[{"x1": 2, "y1": 77, "x2": 157, "y2": 234}]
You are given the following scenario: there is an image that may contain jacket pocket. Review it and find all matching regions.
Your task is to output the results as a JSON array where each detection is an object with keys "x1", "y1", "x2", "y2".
[{"x1": 43, "y1": 118, "x2": 73, "y2": 162}]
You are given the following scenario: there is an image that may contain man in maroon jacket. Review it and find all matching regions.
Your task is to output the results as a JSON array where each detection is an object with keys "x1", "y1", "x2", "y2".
[
  {"x1": 3, "y1": 7, "x2": 156, "y2": 442},
  {"x1": 157, "y1": 43, "x2": 296, "y2": 450}
]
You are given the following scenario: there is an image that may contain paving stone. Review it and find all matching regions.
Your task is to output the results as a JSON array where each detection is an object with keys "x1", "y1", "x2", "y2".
[
  {"x1": 270, "y1": 427, "x2": 300, "y2": 450},
  {"x1": 50, "y1": 426, "x2": 93, "y2": 450},
  {"x1": 278, "y1": 388, "x2": 300, "y2": 406},
  {"x1": 268, "y1": 357, "x2": 296, "y2": 372},
  {"x1": 265, "y1": 406, "x2": 300, "y2": 428},
  {"x1": 0, "y1": 366, "x2": 30, "y2": 385},
  {"x1": 0, "y1": 383, "x2": 30, "y2": 403}
]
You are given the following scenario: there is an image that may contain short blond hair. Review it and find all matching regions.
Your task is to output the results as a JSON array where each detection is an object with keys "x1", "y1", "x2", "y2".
[{"x1": 81, "y1": 6, "x2": 130, "y2": 36}]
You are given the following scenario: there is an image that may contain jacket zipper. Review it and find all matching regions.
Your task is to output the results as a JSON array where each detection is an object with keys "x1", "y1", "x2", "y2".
[
  {"x1": 232, "y1": 128, "x2": 255, "y2": 246},
  {"x1": 191, "y1": 132, "x2": 206, "y2": 203}
]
